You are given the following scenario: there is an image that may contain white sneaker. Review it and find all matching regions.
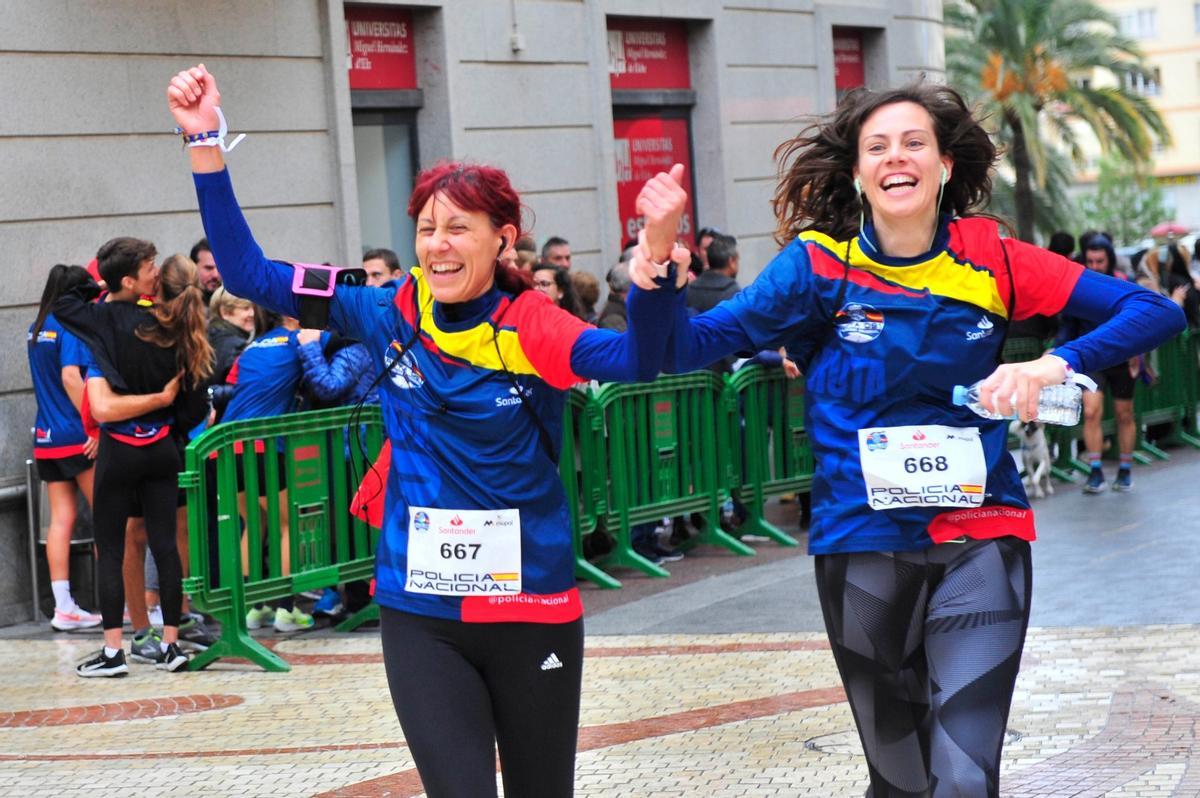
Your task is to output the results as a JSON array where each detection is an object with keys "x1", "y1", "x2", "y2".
[
  {"x1": 274, "y1": 607, "x2": 314, "y2": 633},
  {"x1": 52, "y1": 606, "x2": 103, "y2": 631}
]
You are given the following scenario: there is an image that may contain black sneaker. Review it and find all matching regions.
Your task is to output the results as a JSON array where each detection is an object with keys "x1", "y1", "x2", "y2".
[
  {"x1": 154, "y1": 642, "x2": 189, "y2": 672},
  {"x1": 76, "y1": 648, "x2": 129, "y2": 678},
  {"x1": 1112, "y1": 468, "x2": 1133, "y2": 492},
  {"x1": 652, "y1": 544, "x2": 685, "y2": 563},
  {"x1": 1083, "y1": 468, "x2": 1107, "y2": 494},
  {"x1": 178, "y1": 614, "x2": 217, "y2": 651},
  {"x1": 632, "y1": 542, "x2": 665, "y2": 565}
]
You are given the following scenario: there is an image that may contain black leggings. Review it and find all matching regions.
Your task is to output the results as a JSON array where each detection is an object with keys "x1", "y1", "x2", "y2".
[
  {"x1": 94, "y1": 434, "x2": 183, "y2": 631},
  {"x1": 380, "y1": 606, "x2": 583, "y2": 798},
  {"x1": 815, "y1": 537, "x2": 1032, "y2": 798}
]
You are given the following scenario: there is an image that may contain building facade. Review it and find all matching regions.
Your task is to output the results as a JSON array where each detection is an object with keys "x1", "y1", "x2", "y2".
[
  {"x1": 1081, "y1": 0, "x2": 1200, "y2": 228},
  {"x1": 0, "y1": 0, "x2": 945, "y2": 624}
]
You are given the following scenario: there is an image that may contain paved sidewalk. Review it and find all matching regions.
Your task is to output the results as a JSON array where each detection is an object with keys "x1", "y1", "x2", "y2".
[{"x1": 2, "y1": 448, "x2": 1198, "y2": 796}]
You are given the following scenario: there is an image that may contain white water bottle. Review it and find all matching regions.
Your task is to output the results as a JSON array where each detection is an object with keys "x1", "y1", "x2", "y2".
[{"x1": 951, "y1": 375, "x2": 1094, "y2": 426}]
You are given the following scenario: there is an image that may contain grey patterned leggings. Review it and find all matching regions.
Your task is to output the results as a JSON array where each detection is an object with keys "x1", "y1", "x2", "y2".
[{"x1": 815, "y1": 537, "x2": 1032, "y2": 798}]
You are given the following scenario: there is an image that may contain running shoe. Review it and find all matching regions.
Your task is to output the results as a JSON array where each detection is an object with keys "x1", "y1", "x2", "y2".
[
  {"x1": 312, "y1": 588, "x2": 343, "y2": 618},
  {"x1": 246, "y1": 605, "x2": 273, "y2": 630},
  {"x1": 632, "y1": 542, "x2": 665, "y2": 566},
  {"x1": 76, "y1": 648, "x2": 129, "y2": 678},
  {"x1": 154, "y1": 642, "x2": 189, "y2": 672},
  {"x1": 1112, "y1": 468, "x2": 1134, "y2": 492},
  {"x1": 129, "y1": 627, "x2": 163, "y2": 664},
  {"x1": 178, "y1": 615, "x2": 217, "y2": 651},
  {"x1": 274, "y1": 607, "x2": 315, "y2": 633},
  {"x1": 51, "y1": 606, "x2": 102, "y2": 631},
  {"x1": 1083, "y1": 468, "x2": 1107, "y2": 494},
  {"x1": 147, "y1": 605, "x2": 163, "y2": 628},
  {"x1": 653, "y1": 545, "x2": 685, "y2": 563}
]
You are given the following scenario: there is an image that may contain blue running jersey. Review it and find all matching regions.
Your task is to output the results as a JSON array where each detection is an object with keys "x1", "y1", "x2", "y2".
[
  {"x1": 28, "y1": 314, "x2": 91, "y2": 458},
  {"x1": 666, "y1": 217, "x2": 1184, "y2": 554}
]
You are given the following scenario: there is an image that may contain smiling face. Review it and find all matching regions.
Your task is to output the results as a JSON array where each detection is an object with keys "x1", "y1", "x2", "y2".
[
  {"x1": 222, "y1": 302, "x2": 256, "y2": 333},
  {"x1": 415, "y1": 192, "x2": 517, "y2": 304},
  {"x1": 854, "y1": 101, "x2": 952, "y2": 231}
]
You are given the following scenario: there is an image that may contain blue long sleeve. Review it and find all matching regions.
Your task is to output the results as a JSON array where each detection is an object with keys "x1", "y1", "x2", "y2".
[
  {"x1": 194, "y1": 170, "x2": 302, "y2": 319},
  {"x1": 298, "y1": 339, "x2": 351, "y2": 402},
  {"x1": 1053, "y1": 269, "x2": 1186, "y2": 373},
  {"x1": 194, "y1": 169, "x2": 394, "y2": 345},
  {"x1": 568, "y1": 273, "x2": 679, "y2": 383}
]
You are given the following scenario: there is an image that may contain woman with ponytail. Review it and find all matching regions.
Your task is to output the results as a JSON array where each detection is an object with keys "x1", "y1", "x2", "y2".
[
  {"x1": 28, "y1": 264, "x2": 103, "y2": 631},
  {"x1": 54, "y1": 240, "x2": 211, "y2": 677},
  {"x1": 170, "y1": 63, "x2": 686, "y2": 796}
]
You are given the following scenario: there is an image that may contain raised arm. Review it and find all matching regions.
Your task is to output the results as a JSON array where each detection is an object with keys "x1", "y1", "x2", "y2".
[{"x1": 169, "y1": 64, "x2": 386, "y2": 342}]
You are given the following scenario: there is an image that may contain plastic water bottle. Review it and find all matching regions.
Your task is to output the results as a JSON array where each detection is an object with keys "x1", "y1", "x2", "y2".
[{"x1": 951, "y1": 381, "x2": 1083, "y2": 426}]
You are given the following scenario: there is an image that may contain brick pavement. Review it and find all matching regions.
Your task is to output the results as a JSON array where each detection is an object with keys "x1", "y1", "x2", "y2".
[{"x1": 2, "y1": 624, "x2": 1200, "y2": 796}]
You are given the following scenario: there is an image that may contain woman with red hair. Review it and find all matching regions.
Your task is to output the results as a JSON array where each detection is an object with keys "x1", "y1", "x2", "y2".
[{"x1": 169, "y1": 64, "x2": 684, "y2": 796}]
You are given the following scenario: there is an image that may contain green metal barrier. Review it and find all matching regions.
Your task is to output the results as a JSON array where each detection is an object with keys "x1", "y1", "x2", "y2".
[
  {"x1": 181, "y1": 406, "x2": 384, "y2": 672},
  {"x1": 721, "y1": 366, "x2": 812, "y2": 546},
  {"x1": 560, "y1": 387, "x2": 621, "y2": 589},
  {"x1": 590, "y1": 372, "x2": 752, "y2": 578}
]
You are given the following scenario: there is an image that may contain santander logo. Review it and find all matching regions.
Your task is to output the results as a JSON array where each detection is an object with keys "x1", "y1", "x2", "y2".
[
  {"x1": 900, "y1": 428, "x2": 939, "y2": 450},
  {"x1": 450, "y1": 515, "x2": 464, "y2": 526}
]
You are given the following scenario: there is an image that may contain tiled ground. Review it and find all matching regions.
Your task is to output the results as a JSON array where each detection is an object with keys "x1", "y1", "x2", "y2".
[{"x1": 4, "y1": 624, "x2": 1200, "y2": 796}]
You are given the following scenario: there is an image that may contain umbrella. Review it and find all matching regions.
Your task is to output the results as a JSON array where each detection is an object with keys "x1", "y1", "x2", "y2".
[{"x1": 1149, "y1": 221, "x2": 1190, "y2": 238}]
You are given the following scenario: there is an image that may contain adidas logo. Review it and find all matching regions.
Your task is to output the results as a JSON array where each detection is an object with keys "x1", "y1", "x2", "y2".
[{"x1": 540, "y1": 652, "x2": 563, "y2": 671}]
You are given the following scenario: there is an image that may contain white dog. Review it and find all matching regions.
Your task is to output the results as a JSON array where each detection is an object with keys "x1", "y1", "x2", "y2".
[{"x1": 1010, "y1": 419, "x2": 1054, "y2": 499}]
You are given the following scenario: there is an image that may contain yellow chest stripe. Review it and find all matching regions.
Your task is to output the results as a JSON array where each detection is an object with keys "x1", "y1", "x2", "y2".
[
  {"x1": 801, "y1": 231, "x2": 1008, "y2": 318},
  {"x1": 411, "y1": 270, "x2": 539, "y2": 376}
]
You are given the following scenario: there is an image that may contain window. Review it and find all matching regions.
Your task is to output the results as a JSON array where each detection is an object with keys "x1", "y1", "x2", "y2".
[
  {"x1": 1195, "y1": 3, "x2": 1200, "y2": 34},
  {"x1": 1075, "y1": 76, "x2": 1092, "y2": 90},
  {"x1": 1117, "y1": 7, "x2": 1158, "y2": 38},
  {"x1": 1123, "y1": 66, "x2": 1161, "y2": 96}
]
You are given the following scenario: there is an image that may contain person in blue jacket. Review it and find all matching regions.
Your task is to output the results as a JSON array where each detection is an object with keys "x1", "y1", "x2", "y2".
[
  {"x1": 629, "y1": 83, "x2": 1185, "y2": 797},
  {"x1": 221, "y1": 313, "x2": 328, "y2": 633},
  {"x1": 169, "y1": 63, "x2": 683, "y2": 797}
]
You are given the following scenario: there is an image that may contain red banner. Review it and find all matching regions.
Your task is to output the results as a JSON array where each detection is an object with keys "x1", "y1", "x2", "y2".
[
  {"x1": 346, "y1": 6, "x2": 417, "y2": 90},
  {"x1": 607, "y1": 18, "x2": 690, "y2": 90},
  {"x1": 613, "y1": 117, "x2": 696, "y2": 248},
  {"x1": 833, "y1": 28, "x2": 865, "y2": 95}
]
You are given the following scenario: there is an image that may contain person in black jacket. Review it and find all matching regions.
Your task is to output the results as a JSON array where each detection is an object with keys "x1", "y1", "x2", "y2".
[
  {"x1": 687, "y1": 233, "x2": 741, "y2": 313},
  {"x1": 55, "y1": 239, "x2": 213, "y2": 677},
  {"x1": 207, "y1": 287, "x2": 254, "y2": 381}
]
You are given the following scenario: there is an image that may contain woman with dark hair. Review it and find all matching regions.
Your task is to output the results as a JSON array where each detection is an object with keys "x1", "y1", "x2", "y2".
[
  {"x1": 532, "y1": 262, "x2": 585, "y2": 319},
  {"x1": 169, "y1": 64, "x2": 682, "y2": 796},
  {"x1": 55, "y1": 243, "x2": 212, "y2": 677},
  {"x1": 631, "y1": 83, "x2": 1185, "y2": 796},
  {"x1": 28, "y1": 264, "x2": 103, "y2": 630}
]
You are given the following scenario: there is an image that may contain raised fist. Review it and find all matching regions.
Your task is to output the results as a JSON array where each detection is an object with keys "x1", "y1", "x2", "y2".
[{"x1": 167, "y1": 64, "x2": 221, "y2": 135}]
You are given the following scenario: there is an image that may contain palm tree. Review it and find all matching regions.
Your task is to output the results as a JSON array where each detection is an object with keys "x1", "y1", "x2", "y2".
[{"x1": 946, "y1": 0, "x2": 1170, "y2": 242}]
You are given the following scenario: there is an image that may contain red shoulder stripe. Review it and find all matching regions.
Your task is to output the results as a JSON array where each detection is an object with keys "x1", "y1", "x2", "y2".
[{"x1": 807, "y1": 243, "x2": 925, "y2": 298}]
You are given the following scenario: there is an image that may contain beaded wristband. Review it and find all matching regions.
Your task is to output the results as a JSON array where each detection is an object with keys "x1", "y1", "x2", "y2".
[
  {"x1": 172, "y1": 107, "x2": 245, "y2": 153},
  {"x1": 180, "y1": 129, "x2": 221, "y2": 145}
]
